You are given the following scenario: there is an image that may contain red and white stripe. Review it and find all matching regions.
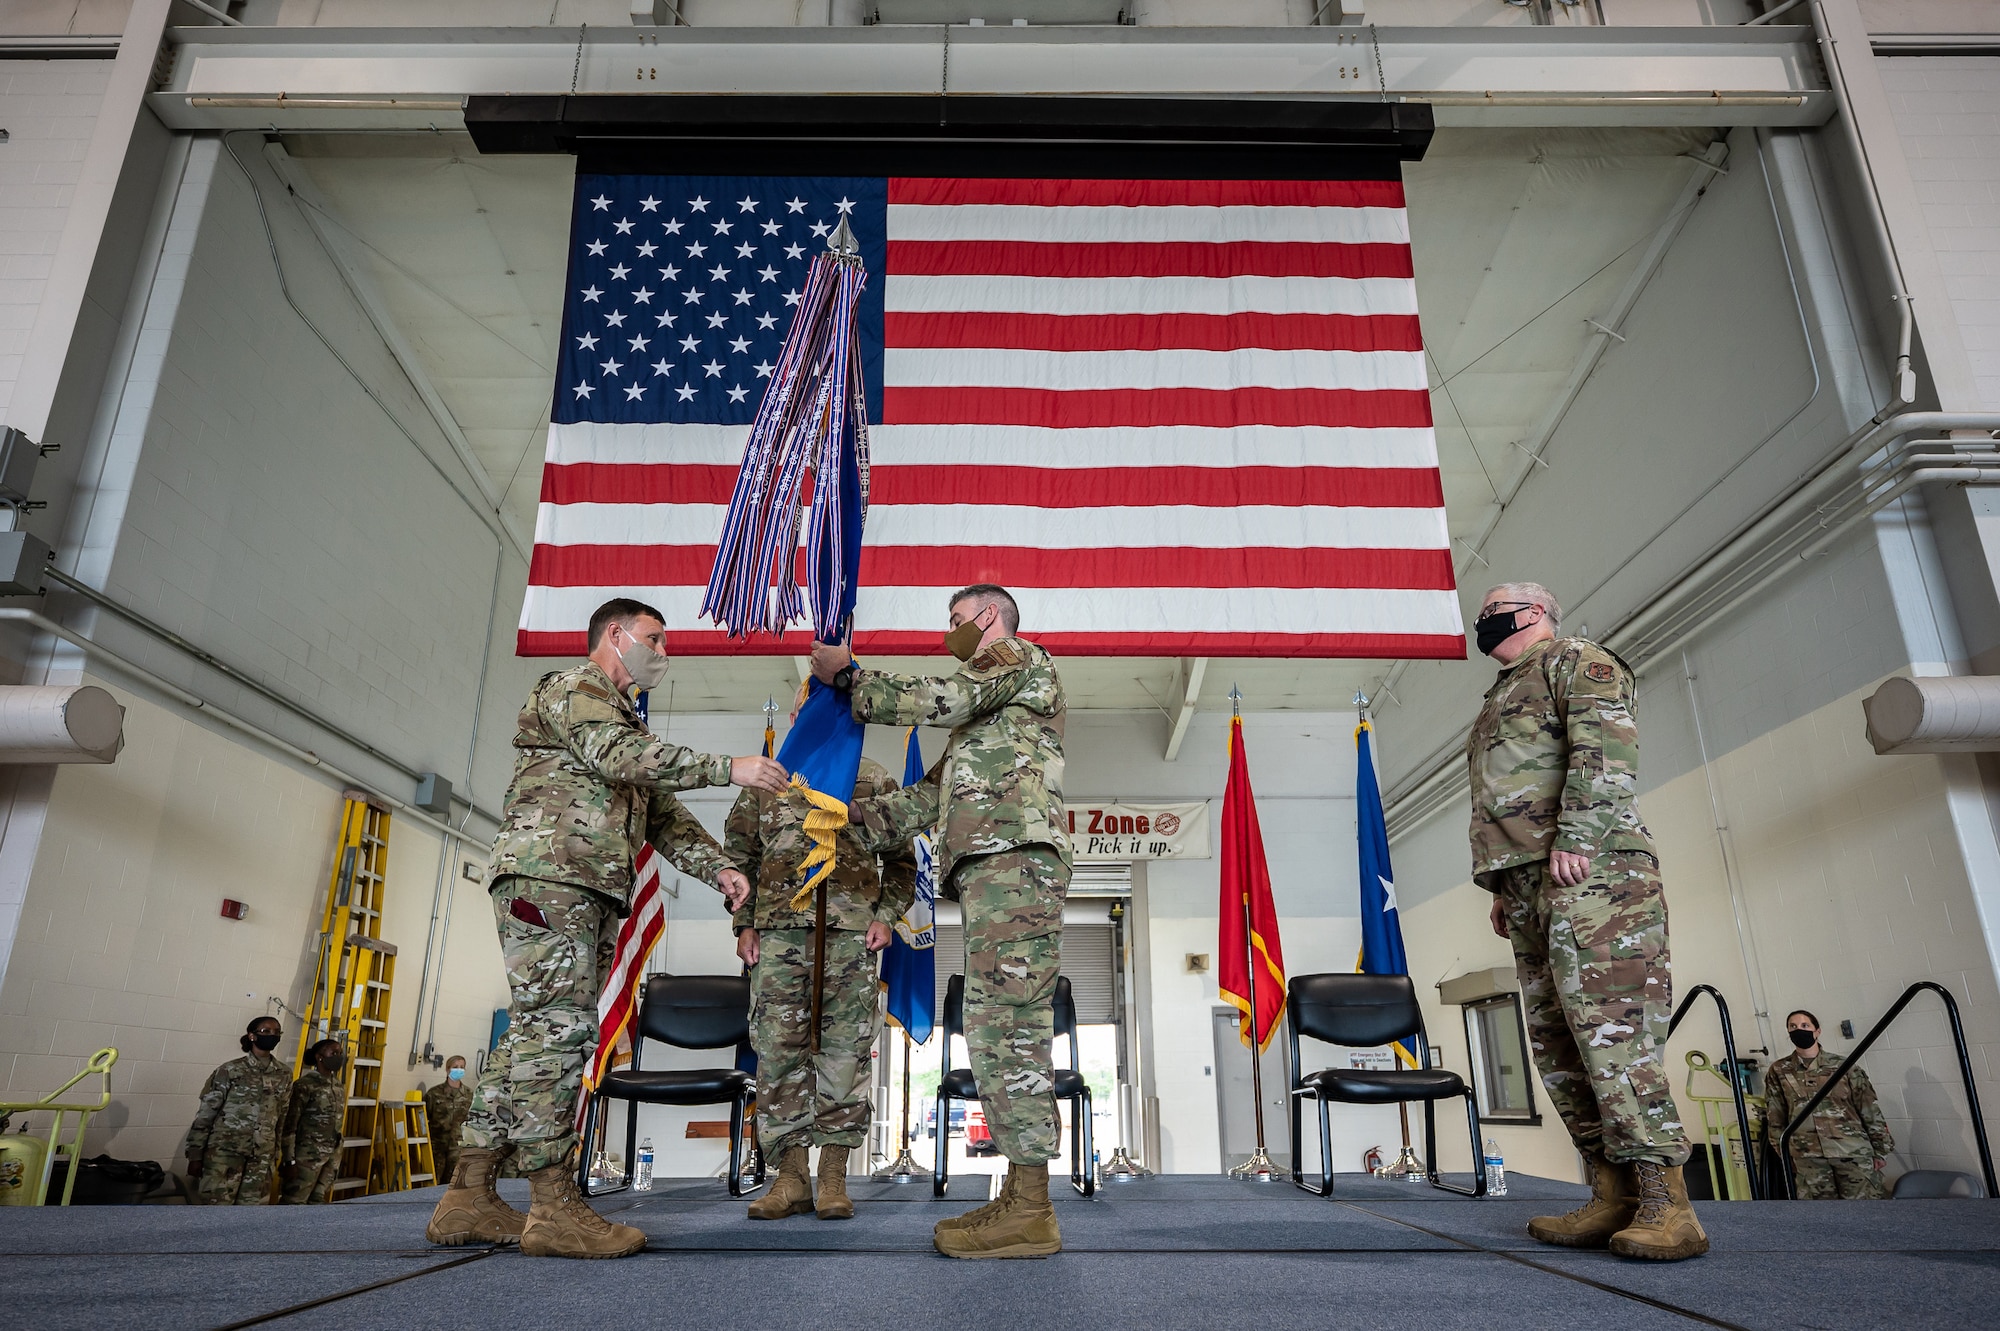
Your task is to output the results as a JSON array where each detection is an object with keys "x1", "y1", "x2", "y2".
[
  {"x1": 522, "y1": 178, "x2": 1460, "y2": 658},
  {"x1": 579, "y1": 844, "x2": 667, "y2": 1122}
]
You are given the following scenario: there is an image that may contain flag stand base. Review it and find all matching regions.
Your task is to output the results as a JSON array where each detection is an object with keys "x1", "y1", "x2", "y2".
[
  {"x1": 1229, "y1": 1146, "x2": 1281, "y2": 1182},
  {"x1": 1100, "y1": 1146, "x2": 1152, "y2": 1183},
  {"x1": 871, "y1": 1148, "x2": 930, "y2": 1184},
  {"x1": 1375, "y1": 1145, "x2": 1428, "y2": 1182}
]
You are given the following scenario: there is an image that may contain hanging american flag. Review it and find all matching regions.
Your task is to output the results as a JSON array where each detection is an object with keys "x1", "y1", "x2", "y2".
[
  {"x1": 578, "y1": 842, "x2": 668, "y2": 1126},
  {"x1": 522, "y1": 172, "x2": 1460, "y2": 657}
]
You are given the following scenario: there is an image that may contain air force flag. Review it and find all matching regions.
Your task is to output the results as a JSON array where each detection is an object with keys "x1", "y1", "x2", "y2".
[
  {"x1": 1357, "y1": 716, "x2": 1416, "y2": 1068},
  {"x1": 880, "y1": 727, "x2": 937, "y2": 1043}
]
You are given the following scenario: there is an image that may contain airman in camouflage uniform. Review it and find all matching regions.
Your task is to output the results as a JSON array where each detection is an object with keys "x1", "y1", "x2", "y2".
[
  {"x1": 727, "y1": 758, "x2": 918, "y2": 1220},
  {"x1": 429, "y1": 598, "x2": 782, "y2": 1260},
  {"x1": 423, "y1": 1056, "x2": 473, "y2": 1185},
  {"x1": 280, "y1": 1041, "x2": 348, "y2": 1204},
  {"x1": 1764, "y1": 1010, "x2": 1894, "y2": 1199},
  {"x1": 1467, "y1": 582, "x2": 1705, "y2": 1262},
  {"x1": 813, "y1": 583, "x2": 1071, "y2": 1260},
  {"x1": 183, "y1": 1017, "x2": 292, "y2": 1205}
]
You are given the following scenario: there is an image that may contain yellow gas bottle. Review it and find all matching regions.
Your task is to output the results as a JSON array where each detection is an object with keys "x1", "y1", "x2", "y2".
[{"x1": 0, "y1": 1131, "x2": 48, "y2": 1205}]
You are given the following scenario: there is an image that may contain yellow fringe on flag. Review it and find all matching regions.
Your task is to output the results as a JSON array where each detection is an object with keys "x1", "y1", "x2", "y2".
[{"x1": 786, "y1": 773, "x2": 851, "y2": 912}]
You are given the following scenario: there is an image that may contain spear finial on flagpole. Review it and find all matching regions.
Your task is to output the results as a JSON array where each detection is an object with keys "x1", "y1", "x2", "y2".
[
  {"x1": 828, "y1": 213, "x2": 860, "y2": 260},
  {"x1": 1229, "y1": 684, "x2": 1242, "y2": 719},
  {"x1": 764, "y1": 695, "x2": 778, "y2": 729},
  {"x1": 1354, "y1": 689, "x2": 1370, "y2": 725}
]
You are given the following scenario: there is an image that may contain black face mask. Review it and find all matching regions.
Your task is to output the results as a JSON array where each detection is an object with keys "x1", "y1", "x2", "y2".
[
  {"x1": 1474, "y1": 608, "x2": 1522, "y2": 657},
  {"x1": 252, "y1": 1030, "x2": 281, "y2": 1052},
  {"x1": 1788, "y1": 1028, "x2": 1817, "y2": 1050}
]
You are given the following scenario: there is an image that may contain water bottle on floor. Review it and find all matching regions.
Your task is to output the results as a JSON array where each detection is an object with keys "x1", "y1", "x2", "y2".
[
  {"x1": 1483, "y1": 1137, "x2": 1507, "y2": 1196},
  {"x1": 636, "y1": 1137, "x2": 654, "y2": 1191}
]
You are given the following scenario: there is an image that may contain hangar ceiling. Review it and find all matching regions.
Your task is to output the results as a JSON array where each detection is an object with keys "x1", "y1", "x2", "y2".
[{"x1": 280, "y1": 124, "x2": 1713, "y2": 714}]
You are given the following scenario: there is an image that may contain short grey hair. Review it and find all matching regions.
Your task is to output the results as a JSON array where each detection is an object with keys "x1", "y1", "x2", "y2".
[{"x1": 1482, "y1": 582, "x2": 1561, "y2": 630}]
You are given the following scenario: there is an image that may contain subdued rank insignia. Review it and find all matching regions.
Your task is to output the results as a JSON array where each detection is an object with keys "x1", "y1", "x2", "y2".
[
  {"x1": 1584, "y1": 661, "x2": 1616, "y2": 684},
  {"x1": 970, "y1": 641, "x2": 1025, "y2": 671}
]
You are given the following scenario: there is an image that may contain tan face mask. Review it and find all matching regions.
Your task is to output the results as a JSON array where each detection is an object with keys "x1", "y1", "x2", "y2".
[{"x1": 944, "y1": 613, "x2": 986, "y2": 661}]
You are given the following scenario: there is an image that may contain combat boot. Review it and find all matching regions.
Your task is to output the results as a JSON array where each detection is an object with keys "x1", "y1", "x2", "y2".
[
  {"x1": 816, "y1": 1145, "x2": 854, "y2": 1220},
  {"x1": 934, "y1": 1167, "x2": 1014, "y2": 1235},
  {"x1": 1608, "y1": 1160, "x2": 1710, "y2": 1262},
  {"x1": 934, "y1": 1162, "x2": 1061, "y2": 1259},
  {"x1": 1526, "y1": 1151, "x2": 1637, "y2": 1249},
  {"x1": 746, "y1": 1146, "x2": 814, "y2": 1220},
  {"x1": 424, "y1": 1147, "x2": 527, "y2": 1247},
  {"x1": 519, "y1": 1163, "x2": 646, "y2": 1259}
]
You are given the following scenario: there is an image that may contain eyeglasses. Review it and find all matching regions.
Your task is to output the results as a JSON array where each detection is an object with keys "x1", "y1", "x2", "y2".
[{"x1": 1480, "y1": 600, "x2": 1535, "y2": 615}]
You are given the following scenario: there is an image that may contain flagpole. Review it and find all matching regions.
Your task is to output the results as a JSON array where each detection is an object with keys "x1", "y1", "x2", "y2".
[
  {"x1": 1357, "y1": 689, "x2": 1427, "y2": 1184},
  {"x1": 872, "y1": 1025, "x2": 929, "y2": 1182},
  {"x1": 1227, "y1": 686, "x2": 1279, "y2": 1183}
]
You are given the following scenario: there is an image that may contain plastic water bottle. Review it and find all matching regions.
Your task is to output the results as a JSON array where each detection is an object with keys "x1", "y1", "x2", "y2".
[
  {"x1": 1483, "y1": 1137, "x2": 1507, "y2": 1196},
  {"x1": 635, "y1": 1138, "x2": 654, "y2": 1191}
]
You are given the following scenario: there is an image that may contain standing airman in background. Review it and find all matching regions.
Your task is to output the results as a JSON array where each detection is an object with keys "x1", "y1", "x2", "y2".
[
  {"x1": 811, "y1": 582, "x2": 1071, "y2": 1260},
  {"x1": 1763, "y1": 1009, "x2": 1895, "y2": 1199},
  {"x1": 426, "y1": 597, "x2": 781, "y2": 1260},
  {"x1": 728, "y1": 756, "x2": 917, "y2": 1222},
  {"x1": 183, "y1": 1016, "x2": 292, "y2": 1205},
  {"x1": 424, "y1": 1055, "x2": 473, "y2": 1185},
  {"x1": 1467, "y1": 581, "x2": 1707, "y2": 1262},
  {"x1": 280, "y1": 1040, "x2": 349, "y2": 1204}
]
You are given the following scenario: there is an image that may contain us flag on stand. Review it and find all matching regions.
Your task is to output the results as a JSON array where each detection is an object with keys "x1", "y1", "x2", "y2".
[{"x1": 521, "y1": 172, "x2": 1461, "y2": 657}]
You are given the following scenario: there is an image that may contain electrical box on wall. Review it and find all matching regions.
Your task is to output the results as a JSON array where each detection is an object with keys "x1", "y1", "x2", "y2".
[{"x1": 220, "y1": 899, "x2": 249, "y2": 920}]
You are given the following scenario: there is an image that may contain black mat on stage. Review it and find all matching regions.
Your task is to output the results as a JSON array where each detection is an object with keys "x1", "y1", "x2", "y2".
[{"x1": 3, "y1": 1173, "x2": 1994, "y2": 1331}]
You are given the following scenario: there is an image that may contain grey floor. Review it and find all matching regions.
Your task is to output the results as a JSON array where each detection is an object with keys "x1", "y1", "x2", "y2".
[{"x1": 4, "y1": 1172, "x2": 1996, "y2": 1330}]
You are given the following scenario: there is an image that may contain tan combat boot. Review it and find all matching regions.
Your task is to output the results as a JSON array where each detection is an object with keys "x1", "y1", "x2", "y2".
[
  {"x1": 934, "y1": 1167, "x2": 1014, "y2": 1236},
  {"x1": 424, "y1": 1147, "x2": 527, "y2": 1247},
  {"x1": 1608, "y1": 1160, "x2": 1710, "y2": 1262},
  {"x1": 934, "y1": 1162, "x2": 1061, "y2": 1259},
  {"x1": 746, "y1": 1146, "x2": 815, "y2": 1220},
  {"x1": 518, "y1": 1163, "x2": 646, "y2": 1259},
  {"x1": 1526, "y1": 1151, "x2": 1637, "y2": 1249},
  {"x1": 816, "y1": 1145, "x2": 854, "y2": 1220}
]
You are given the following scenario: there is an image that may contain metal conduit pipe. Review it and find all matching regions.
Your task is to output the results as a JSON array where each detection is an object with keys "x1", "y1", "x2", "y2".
[{"x1": 0, "y1": 607, "x2": 487, "y2": 847}]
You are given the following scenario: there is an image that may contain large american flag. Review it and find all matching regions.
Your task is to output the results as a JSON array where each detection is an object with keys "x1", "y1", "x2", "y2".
[{"x1": 521, "y1": 172, "x2": 1461, "y2": 657}]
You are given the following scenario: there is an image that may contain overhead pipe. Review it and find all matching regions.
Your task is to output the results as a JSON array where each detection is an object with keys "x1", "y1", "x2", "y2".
[{"x1": 0, "y1": 607, "x2": 489, "y2": 847}]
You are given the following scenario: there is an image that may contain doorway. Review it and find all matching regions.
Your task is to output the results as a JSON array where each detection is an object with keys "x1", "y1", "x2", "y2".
[{"x1": 1212, "y1": 1007, "x2": 1292, "y2": 1171}]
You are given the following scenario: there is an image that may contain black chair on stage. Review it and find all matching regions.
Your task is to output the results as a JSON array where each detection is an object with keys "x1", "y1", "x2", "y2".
[
  {"x1": 1285, "y1": 972, "x2": 1487, "y2": 1198},
  {"x1": 577, "y1": 973, "x2": 765, "y2": 1198},
  {"x1": 934, "y1": 972, "x2": 1095, "y2": 1199}
]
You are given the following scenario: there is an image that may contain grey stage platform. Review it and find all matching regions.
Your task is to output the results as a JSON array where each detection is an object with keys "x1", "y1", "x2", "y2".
[{"x1": 4, "y1": 1172, "x2": 1997, "y2": 1330}]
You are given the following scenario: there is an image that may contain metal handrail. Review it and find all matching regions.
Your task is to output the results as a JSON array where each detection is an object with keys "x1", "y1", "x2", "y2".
[
  {"x1": 1667, "y1": 984, "x2": 1762, "y2": 1199},
  {"x1": 1776, "y1": 981, "x2": 1996, "y2": 1200}
]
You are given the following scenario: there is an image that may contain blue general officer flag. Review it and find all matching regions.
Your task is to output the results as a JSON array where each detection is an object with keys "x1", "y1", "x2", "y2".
[
  {"x1": 880, "y1": 728, "x2": 937, "y2": 1043},
  {"x1": 1356, "y1": 717, "x2": 1417, "y2": 1069}
]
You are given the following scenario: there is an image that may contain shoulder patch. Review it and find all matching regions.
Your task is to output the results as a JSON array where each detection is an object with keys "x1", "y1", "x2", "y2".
[
  {"x1": 1583, "y1": 660, "x2": 1616, "y2": 684},
  {"x1": 568, "y1": 693, "x2": 622, "y2": 724},
  {"x1": 570, "y1": 673, "x2": 619, "y2": 704},
  {"x1": 970, "y1": 640, "x2": 1026, "y2": 672}
]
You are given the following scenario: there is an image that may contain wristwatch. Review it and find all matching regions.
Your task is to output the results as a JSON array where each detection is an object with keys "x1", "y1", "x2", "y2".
[{"x1": 831, "y1": 663, "x2": 857, "y2": 692}]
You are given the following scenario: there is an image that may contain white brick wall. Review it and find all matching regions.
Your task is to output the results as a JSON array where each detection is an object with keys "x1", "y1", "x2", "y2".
[
  {"x1": 1879, "y1": 56, "x2": 2000, "y2": 411},
  {"x1": 0, "y1": 59, "x2": 110, "y2": 424}
]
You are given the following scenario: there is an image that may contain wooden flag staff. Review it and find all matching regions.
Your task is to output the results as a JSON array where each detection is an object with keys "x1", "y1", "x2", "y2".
[{"x1": 1227, "y1": 685, "x2": 1280, "y2": 1183}]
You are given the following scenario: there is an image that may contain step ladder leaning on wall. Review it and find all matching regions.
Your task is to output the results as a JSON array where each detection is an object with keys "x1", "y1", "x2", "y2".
[{"x1": 296, "y1": 792, "x2": 402, "y2": 1198}]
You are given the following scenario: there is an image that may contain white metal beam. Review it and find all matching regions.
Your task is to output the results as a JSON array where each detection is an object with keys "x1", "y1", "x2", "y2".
[
  {"x1": 149, "y1": 24, "x2": 1831, "y2": 132},
  {"x1": 1164, "y1": 657, "x2": 1207, "y2": 762}
]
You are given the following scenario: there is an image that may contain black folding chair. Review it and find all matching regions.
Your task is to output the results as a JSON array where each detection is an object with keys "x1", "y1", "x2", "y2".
[
  {"x1": 577, "y1": 974, "x2": 765, "y2": 1198},
  {"x1": 1285, "y1": 973, "x2": 1487, "y2": 1198},
  {"x1": 934, "y1": 973, "x2": 1095, "y2": 1198}
]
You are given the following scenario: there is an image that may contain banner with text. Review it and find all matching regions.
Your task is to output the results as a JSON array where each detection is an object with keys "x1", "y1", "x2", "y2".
[{"x1": 1066, "y1": 802, "x2": 1212, "y2": 861}]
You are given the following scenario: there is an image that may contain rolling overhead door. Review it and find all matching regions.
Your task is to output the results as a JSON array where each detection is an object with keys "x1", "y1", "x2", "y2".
[{"x1": 930, "y1": 918, "x2": 1118, "y2": 1025}]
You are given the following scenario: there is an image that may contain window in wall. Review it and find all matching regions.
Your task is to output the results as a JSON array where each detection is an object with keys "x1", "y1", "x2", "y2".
[{"x1": 1463, "y1": 994, "x2": 1540, "y2": 1124}]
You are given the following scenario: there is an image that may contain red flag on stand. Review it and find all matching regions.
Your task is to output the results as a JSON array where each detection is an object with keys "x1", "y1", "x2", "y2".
[{"x1": 1218, "y1": 714, "x2": 1287, "y2": 1052}]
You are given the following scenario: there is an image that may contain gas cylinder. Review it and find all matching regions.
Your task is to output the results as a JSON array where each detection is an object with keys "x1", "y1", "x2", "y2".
[{"x1": 0, "y1": 1131, "x2": 48, "y2": 1205}]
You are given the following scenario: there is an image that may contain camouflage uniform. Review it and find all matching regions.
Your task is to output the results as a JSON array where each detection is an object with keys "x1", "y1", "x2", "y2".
[
  {"x1": 843, "y1": 638, "x2": 1071, "y2": 1165},
  {"x1": 1469, "y1": 636, "x2": 1690, "y2": 1168},
  {"x1": 423, "y1": 1078, "x2": 473, "y2": 1184},
  {"x1": 462, "y1": 661, "x2": 734, "y2": 1174},
  {"x1": 279, "y1": 1067, "x2": 348, "y2": 1204},
  {"x1": 183, "y1": 1052, "x2": 292, "y2": 1205},
  {"x1": 1763, "y1": 1049, "x2": 1894, "y2": 1199},
  {"x1": 727, "y1": 762, "x2": 917, "y2": 1154}
]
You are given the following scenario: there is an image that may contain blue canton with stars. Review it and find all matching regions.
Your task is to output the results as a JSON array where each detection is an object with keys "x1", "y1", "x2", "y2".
[{"x1": 552, "y1": 174, "x2": 887, "y2": 426}]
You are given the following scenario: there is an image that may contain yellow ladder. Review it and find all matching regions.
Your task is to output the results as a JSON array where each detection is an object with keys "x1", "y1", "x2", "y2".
[
  {"x1": 296, "y1": 793, "x2": 402, "y2": 1198},
  {"x1": 387, "y1": 1091, "x2": 438, "y2": 1191}
]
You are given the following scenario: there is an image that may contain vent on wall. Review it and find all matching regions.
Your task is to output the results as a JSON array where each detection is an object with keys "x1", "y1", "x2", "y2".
[{"x1": 1863, "y1": 675, "x2": 2000, "y2": 754}]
